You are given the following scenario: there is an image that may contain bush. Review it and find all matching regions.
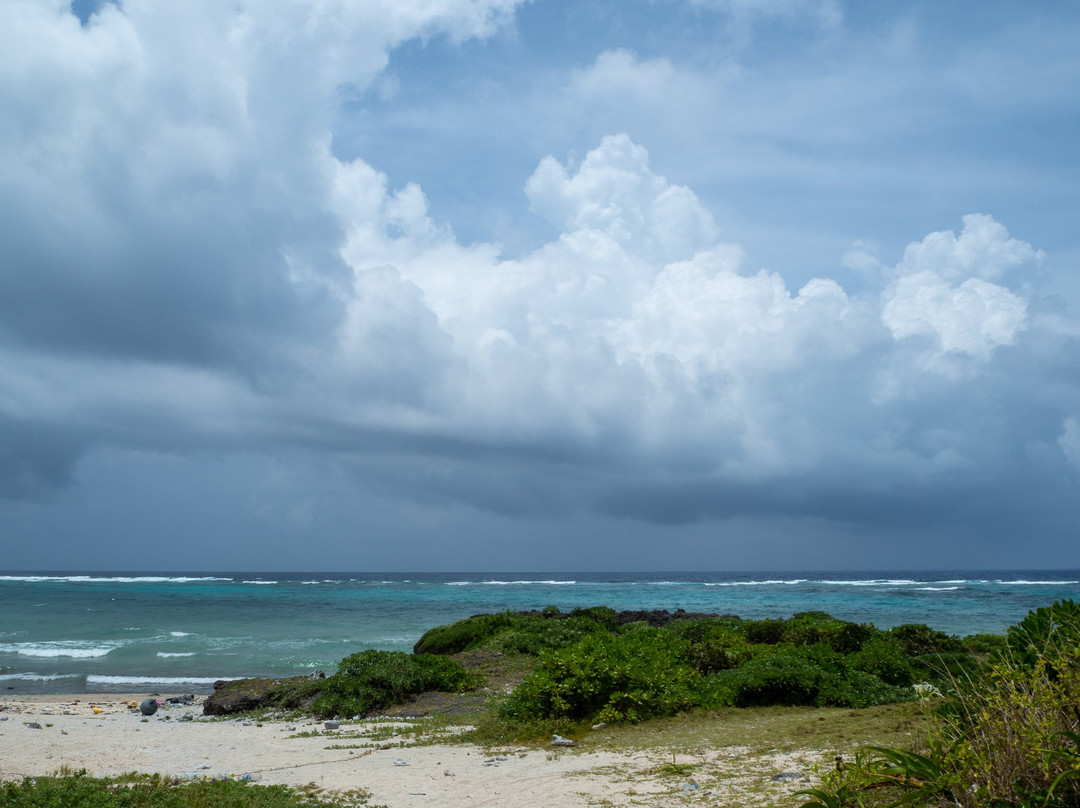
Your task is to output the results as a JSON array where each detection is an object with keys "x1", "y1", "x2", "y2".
[
  {"x1": 0, "y1": 771, "x2": 378, "y2": 807},
  {"x1": 666, "y1": 619, "x2": 753, "y2": 674},
  {"x1": 962, "y1": 632, "x2": 1006, "y2": 655},
  {"x1": 783, "y1": 611, "x2": 848, "y2": 646},
  {"x1": 501, "y1": 628, "x2": 699, "y2": 723},
  {"x1": 829, "y1": 621, "x2": 878, "y2": 654},
  {"x1": 887, "y1": 623, "x2": 964, "y2": 656},
  {"x1": 1003, "y1": 599, "x2": 1080, "y2": 668},
  {"x1": 313, "y1": 650, "x2": 478, "y2": 718},
  {"x1": 846, "y1": 636, "x2": 914, "y2": 686},
  {"x1": 710, "y1": 651, "x2": 825, "y2": 706},
  {"x1": 909, "y1": 651, "x2": 979, "y2": 684},
  {"x1": 817, "y1": 668, "x2": 913, "y2": 708},
  {"x1": 413, "y1": 612, "x2": 517, "y2": 654},
  {"x1": 412, "y1": 608, "x2": 617, "y2": 656},
  {"x1": 744, "y1": 618, "x2": 786, "y2": 644},
  {"x1": 801, "y1": 600, "x2": 1080, "y2": 808}
]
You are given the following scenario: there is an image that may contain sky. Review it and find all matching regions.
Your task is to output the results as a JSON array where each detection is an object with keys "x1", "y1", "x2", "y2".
[{"x1": 1, "y1": 0, "x2": 1079, "y2": 572}]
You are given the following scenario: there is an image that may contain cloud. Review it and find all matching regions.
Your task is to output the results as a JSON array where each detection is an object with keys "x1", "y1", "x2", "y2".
[
  {"x1": 881, "y1": 215, "x2": 1037, "y2": 365},
  {"x1": 321, "y1": 135, "x2": 1060, "y2": 524},
  {"x1": 1061, "y1": 418, "x2": 1080, "y2": 472},
  {"x1": 1, "y1": 1, "x2": 1078, "y2": 559}
]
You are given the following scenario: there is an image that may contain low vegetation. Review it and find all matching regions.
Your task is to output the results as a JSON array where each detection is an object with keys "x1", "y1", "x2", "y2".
[
  {"x1": 799, "y1": 600, "x2": 1080, "y2": 808},
  {"x1": 0, "y1": 771, "x2": 382, "y2": 808},
  {"x1": 208, "y1": 606, "x2": 984, "y2": 727},
  {"x1": 424, "y1": 607, "x2": 973, "y2": 727}
]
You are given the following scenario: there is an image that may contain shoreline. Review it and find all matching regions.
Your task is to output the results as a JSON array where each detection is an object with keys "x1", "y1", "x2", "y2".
[{"x1": 0, "y1": 692, "x2": 825, "y2": 807}]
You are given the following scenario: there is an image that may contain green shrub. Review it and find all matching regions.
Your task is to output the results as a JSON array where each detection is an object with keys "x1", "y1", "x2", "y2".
[
  {"x1": 501, "y1": 628, "x2": 699, "y2": 723},
  {"x1": 961, "y1": 632, "x2": 1006, "y2": 655},
  {"x1": 744, "y1": 618, "x2": 786, "y2": 644},
  {"x1": 710, "y1": 651, "x2": 824, "y2": 707},
  {"x1": 412, "y1": 612, "x2": 517, "y2": 654},
  {"x1": 413, "y1": 608, "x2": 617, "y2": 656},
  {"x1": 313, "y1": 650, "x2": 478, "y2": 718},
  {"x1": 684, "y1": 637, "x2": 751, "y2": 674},
  {"x1": 490, "y1": 616, "x2": 606, "y2": 656},
  {"x1": 887, "y1": 623, "x2": 964, "y2": 656},
  {"x1": 0, "y1": 771, "x2": 378, "y2": 807},
  {"x1": 801, "y1": 600, "x2": 1080, "y2": 808},
  {"x1": 817, "y1": 669, "x2": 913, "y2": 708},
  {"x1": 846, "y1": 636, "x2": 914, "y2": 686},
  {"x1": 664, "y1": 616, "x2": 747, "y2": 642},
  {"x1": 783, "y1": 611, "x2": 847, "y2": 646},
  {"x1": 666, "y1": 619, "x2": 754, "y2": 674},
  {"x1": 828, "y1": 621, "x2": 878, "y2": 654},
  {"x1": 909, "y1": 651, "x2": 979, "y2": 684},
  {"x1": 1003, "y1": 599, "x2": 1080, "y2": 668}
]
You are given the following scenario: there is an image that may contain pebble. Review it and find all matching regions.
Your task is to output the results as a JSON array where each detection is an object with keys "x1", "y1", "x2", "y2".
[{"x1": 26, "y1": 722, "x2": 42, "y2": 729}]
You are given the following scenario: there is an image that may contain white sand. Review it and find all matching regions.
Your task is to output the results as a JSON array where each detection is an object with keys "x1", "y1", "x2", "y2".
[{"x1": 0, "y1": 695, "x2": 823, "y2": 807}]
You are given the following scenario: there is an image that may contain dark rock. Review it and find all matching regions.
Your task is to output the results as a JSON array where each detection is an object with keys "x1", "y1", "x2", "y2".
[
  {"x1": 771, "y1": 772, "x2": 808, "y2": 782},
  {"x1": 139, "y1": 699, "x2": 159, "y2": 716},
  {"x1": 309, "y1": 670, "x2": 326, "y2": 680},
  {"x1": 166, "y1": 694, "x2": 194, "y2": 705},
  {"x1": 26, "y1": 722, "x2": 42, "y2": 729},
  {"x1": 202, "y1": 676, "x2": 317, "y2": 716}
]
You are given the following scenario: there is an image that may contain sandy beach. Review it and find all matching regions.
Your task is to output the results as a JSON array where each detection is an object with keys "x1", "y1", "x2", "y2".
[{"x1": 0, "y1": 694, "x2": 823, "y2": 807}]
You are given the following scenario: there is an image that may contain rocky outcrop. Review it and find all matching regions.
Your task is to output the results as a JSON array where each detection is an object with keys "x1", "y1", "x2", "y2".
[{"x1": 202, "y1": 676, "x2": 318, "y2": 716}]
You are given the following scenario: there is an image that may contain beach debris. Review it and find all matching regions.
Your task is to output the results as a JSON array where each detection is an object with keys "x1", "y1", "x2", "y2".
[
  {"x1": 92, "y1": 707, "x2": 103, "y2": 714},
  {"x1": 682, "y1": 782, "x2": 699, "y2": 791},
  {"x1": 393, "y1": 758, "x2": 408, "y2": 766},
  {"x1": 591, "y1": 722, "x2": 608, "y2": 730},
  {"x1": 139, "y1": 699, "x2": 159, "y2": 716},
  {"x1": 26, "y1": 722, "x2": 42, "y2": 729},
  {"x1": 323, "y1": 720, "x2": 340, "y2": 730},
  {"x1": 444, "y1": 770, "x2": 455, "y2": 777},
  {"x1": 551, "y1": 734, "x2": 575, "y2": 747},
  {"x1": 166, "y1": 694, "x2": 195, "y2": 705},
  {"x1": 771, "y1": 772, "x2": 809, "y2": 782},
  {"x1": 180, "y1": 714, "x2": 194, "y2": 721}
]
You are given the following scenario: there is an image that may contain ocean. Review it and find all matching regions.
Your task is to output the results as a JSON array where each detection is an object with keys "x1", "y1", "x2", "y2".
[{"x1": 1, "y1": 571, "x2": 1077, "y2": 695}]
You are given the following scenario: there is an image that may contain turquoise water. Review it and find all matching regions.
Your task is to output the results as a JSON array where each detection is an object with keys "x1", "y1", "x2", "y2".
[{"x1": 1, "y1": 571, "x2": 1077, "y2": 694}]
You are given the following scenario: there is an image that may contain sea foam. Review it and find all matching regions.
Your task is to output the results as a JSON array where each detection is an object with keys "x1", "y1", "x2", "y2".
[{"x1": 0, "y1": 641, "x2": 122, "y2": 659}]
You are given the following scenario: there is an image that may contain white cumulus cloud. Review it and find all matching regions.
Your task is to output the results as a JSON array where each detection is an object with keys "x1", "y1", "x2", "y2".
[{"x1": 882, "y1": 215, "x2": 1035, "y2": 363}]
